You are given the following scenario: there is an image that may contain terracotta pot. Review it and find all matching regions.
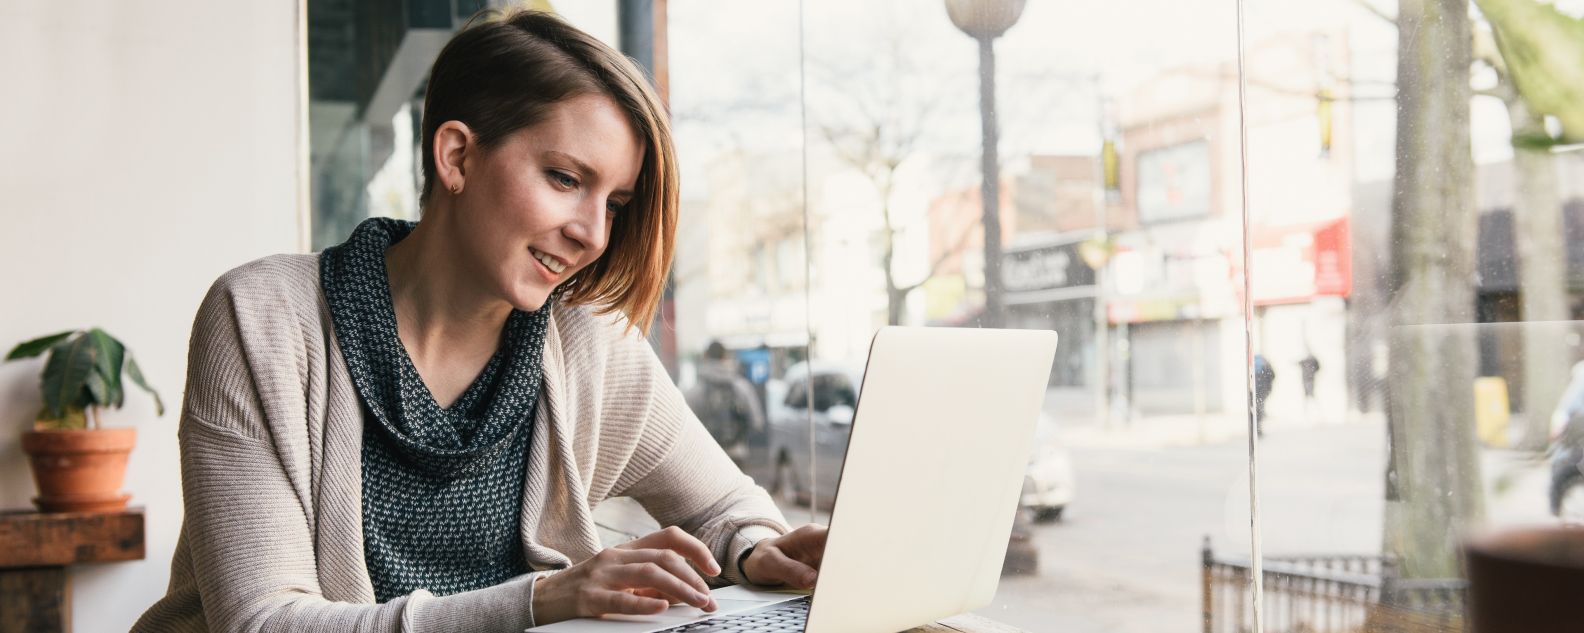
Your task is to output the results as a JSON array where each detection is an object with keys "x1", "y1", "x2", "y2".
[
  {"x1": 20, "y1": 427, "x2": 136, "y2": 513},
  {"x1": 1465, "y1": 526, "x2": 1584, "y2": 633}
]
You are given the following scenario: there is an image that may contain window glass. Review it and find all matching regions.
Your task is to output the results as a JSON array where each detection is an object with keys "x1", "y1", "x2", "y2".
[
  {"x1": 1236, "y1": 0, "x2": 1583, "y2": 631},
  {"x1": 668, "y1": 0, "x2": 812, "y2": 517},
  {"x1": 306, "y1": 0, "x2": 1584, "y2": 629},
  {"x1": 787, "y1": 0, "x2": 1253, "y2": 627}
]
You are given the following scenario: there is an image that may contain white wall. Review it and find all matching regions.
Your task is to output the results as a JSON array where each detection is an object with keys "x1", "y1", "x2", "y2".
[{"x1": 0, "y1": 2, "x2": 302, "y2": 630}]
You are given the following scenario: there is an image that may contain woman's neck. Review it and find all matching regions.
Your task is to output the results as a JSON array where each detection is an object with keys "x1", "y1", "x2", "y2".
[{"x1": 383, "y1": 218, "x2": 512, "y2": 364}]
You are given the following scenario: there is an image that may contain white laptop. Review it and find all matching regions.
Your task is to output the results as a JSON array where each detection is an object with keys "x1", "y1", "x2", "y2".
[{"x1": 528, "y1": 326, "x2": 1058, "y2": 633}]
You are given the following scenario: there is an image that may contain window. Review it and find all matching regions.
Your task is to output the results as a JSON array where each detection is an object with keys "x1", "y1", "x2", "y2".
[{"x1": 305, "y1": 0, "x2": 1584, "y2": 629}]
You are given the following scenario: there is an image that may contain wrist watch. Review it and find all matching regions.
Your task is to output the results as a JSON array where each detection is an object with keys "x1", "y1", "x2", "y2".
[{"x1": 736, "y1": 544, "x2": 759, "y2": 585}]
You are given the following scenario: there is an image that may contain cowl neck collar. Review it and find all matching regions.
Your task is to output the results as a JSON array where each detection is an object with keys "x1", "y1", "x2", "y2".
[{"x1": 320, "y1": 217, "x2": 550, "y2": 477}]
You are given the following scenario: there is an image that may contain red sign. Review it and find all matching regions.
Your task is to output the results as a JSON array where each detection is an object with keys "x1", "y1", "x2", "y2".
[
  {"x1": 1312, "y1": 219, "x2": 1351, "y2": 297},
  {"x1": 1244, "y1": 218, "x2": 1352, "y2": 306}
]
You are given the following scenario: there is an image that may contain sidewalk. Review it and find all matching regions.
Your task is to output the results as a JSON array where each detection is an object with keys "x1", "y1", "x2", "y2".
[{"x1": 1045, "y1": 385, "x2": 1386, "y2": 449}]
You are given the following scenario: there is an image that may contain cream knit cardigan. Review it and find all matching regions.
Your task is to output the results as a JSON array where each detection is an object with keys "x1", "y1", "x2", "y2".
[{"x1": 132, "y1": 254, "x2": 789, "y2": 632}]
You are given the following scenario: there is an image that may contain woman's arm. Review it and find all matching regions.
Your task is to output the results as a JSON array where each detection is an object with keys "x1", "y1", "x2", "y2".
[
  {"x1": 178, "y1": 413, "x2": 557, "y2": 632},
  {"x1": 620, "y1": 419, "x2": 790, "y2": 586},
  {"x1": 598, "y1": 331, "x2": 790, "y2": 586}
]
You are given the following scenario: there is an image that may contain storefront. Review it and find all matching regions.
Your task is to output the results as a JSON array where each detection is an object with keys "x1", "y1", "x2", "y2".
[
  {"x1": 1003, "y1": 237, "x2": 1099, "y2": 387},
  {"x1": 1104, "y1": 234, "x2": 1244, "y2": 418},
  {"x1": 1245, "y1": 218, "x2": 1353, "y2": 424}
]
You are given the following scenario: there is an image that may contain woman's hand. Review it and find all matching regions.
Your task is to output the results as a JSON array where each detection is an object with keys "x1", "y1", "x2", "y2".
[
  {"x1": 532, "y1": 526, "x2": 722, "y2": 625},
  {"x1": 740, "y1": 524, "x2": 828, "y2": 589}
]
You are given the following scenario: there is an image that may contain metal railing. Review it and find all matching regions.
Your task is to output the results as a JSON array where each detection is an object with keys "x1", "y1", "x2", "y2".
[{"x1": 1202, "y1": 537, "x2": 1467, "y2": 633}]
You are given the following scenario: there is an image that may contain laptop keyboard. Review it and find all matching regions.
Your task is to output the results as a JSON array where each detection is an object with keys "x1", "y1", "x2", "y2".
[{"x1": 657, "y1": 596, "x2": 811, "y2": 632}]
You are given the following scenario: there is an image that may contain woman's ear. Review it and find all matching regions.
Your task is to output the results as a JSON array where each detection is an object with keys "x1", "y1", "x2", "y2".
[{"x1": 433, "y1": 121, "x2": 473, "y2": 195}]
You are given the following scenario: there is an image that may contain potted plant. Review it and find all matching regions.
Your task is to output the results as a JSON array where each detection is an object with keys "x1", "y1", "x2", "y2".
[{"x1": 5, "y1": 328, "x2": 164, "y2": 513}]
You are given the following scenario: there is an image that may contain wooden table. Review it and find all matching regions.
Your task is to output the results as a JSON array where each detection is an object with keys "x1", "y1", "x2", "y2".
[
  {"x1": 906, "y1": 613, "x2": 1027, "y2": 632},
  {"x1": 0, "y1": 508, "x2": 145, "y2": 633}
]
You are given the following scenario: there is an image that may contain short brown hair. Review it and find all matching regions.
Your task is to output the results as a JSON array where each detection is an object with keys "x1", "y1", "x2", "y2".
[{"x1": 420, "y1": 9, "x2": 678, "y2": 334}]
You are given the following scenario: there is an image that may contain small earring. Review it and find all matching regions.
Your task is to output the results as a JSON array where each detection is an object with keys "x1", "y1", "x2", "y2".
[{"x1": 450, "y1": 183, "x2": 461, "y2": 195}]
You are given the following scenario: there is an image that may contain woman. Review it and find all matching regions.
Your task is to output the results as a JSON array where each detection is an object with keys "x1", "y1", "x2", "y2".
[{"x1": 134, "y1": 10, "x2": 825, "y2": 631}]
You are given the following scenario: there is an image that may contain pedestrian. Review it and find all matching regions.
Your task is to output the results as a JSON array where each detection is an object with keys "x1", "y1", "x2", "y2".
[
  {"x1": 1254, "y1": 354, "x2": 1276, "y2": 437},
  {"x1": 133, "y1": 11, "x2": 824, "y2": 631},
  {"x1": 686, "y1": 341, "x2": 767, "y2": 469},
  {"x1": 1299, "y1": 353, "x2": 1320, "y2": 400},
  {"x1": 1298, "y1": 352, "x2": 1321, "y2": 423}
]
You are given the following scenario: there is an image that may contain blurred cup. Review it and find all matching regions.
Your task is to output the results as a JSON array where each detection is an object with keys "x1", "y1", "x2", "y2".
[{"x1": 1465, "y1": 525, "x2": 1584, "y2": 633}]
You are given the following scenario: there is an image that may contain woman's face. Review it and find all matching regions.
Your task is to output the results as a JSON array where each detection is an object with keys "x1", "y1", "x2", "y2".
[{"x1": 447, "y1": 93, "x2": 644, "y2": 312}]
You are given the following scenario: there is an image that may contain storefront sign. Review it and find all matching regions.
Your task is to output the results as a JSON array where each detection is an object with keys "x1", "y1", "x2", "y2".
[
  {"x1": 1248, "y1": 218, "x2": 1352, "y2": 305},
  {"x1": 1105, "y1": 243, "x2": 1235, "y2": 323},
  {"x1": 1003, "y1": 241, "x2": 1096, "y2": 294}
]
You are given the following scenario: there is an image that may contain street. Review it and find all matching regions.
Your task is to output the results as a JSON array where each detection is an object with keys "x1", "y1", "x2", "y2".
[{"x1": 977, "y1": 415, "x2": 1555, "y2": 633}]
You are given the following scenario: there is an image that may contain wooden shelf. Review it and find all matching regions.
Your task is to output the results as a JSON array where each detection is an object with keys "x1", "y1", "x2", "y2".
[
  {"x1": 0, "y1": 507, "x2": 145, "y2": 633},
  {"x1": 0, "y1": 508, "x2": 144, "y2": 568}
]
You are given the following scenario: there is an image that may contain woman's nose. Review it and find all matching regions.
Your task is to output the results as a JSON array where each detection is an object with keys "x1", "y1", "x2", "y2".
[{"x1": 562, "y1": 197, "x2": 609, "y2": 253}]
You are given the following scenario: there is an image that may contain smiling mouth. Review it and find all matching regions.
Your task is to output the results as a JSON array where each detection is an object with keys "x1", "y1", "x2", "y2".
[{"x1": 529, "y1": 247, "x2": 568, "y2": 275}]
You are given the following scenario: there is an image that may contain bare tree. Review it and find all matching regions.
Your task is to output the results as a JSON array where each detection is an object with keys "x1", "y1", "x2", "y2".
[{"x1": 807, "y1": 40, "x2": 988, "y2": 326}]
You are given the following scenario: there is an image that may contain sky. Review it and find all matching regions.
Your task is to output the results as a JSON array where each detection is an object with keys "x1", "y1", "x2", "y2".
[{"x1": 552, "y1": 0, "x2": 1574, "y2": 208}]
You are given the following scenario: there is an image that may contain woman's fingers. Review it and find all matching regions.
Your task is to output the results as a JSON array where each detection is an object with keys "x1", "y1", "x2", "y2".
[
  {"x1": 539, "y1": 541, "x2": 730, "y2": 625},
  {"x1": 781, "y1": 524, "x2": 829, "y2": 563},
  {"x1": 593, "y1": 588, "x2": 672, "y2": 616},
  {"x1": 616, "y1": 548, "x2": 714, "y2": 597},
  {"x1": 630, "y1": 587, "x2": 662, "y2": 599},
  {"x1": 758, "y1": 545, "x2": 820, "y2": 589},
  {"x1": 618, "y1": 526, "x2": 722, "y2": 576},
  {"x1": 612, "y1": 561, "x2": 716, "y2": 610}
]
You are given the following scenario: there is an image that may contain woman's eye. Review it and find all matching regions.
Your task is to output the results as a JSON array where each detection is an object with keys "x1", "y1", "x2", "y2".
[
  {"x1": 606, "y1": 200, "x2": 626, "y2": 215},
  {"x1": 548, "y1": 170, "x2": 578, "y2": 189}
]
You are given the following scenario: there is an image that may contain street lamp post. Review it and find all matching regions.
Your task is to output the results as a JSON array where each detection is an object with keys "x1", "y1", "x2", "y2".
[{"x1": 946, "y1": 0, "x2": 1025, "y2": 329}]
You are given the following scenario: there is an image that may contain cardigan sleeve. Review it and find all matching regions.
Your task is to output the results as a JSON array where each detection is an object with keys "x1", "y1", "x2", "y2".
[
  {"x1": 176, "y1": 413, "x2": 563, "y2": 632},
  {"x1": 139, "y1": 258, "x2": 551, "y2": 633},
  {"x1": 601, "y1": 325, "x2": 792, "y2": 587}
]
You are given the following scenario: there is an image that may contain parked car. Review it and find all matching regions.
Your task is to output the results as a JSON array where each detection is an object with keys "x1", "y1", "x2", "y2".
[
  {"x1": 1549, "y1": 361, "x2": 1584, "y2": 522},
  {"x1": 1023, "y1": 413, "x2": 1076, "y2": 523},
  {"x1": 767, "y1": 361, "x2": 861, "y2": 509},
  {"x1": 767, "y1": 361, "x2": 1077, "y2": 522}
]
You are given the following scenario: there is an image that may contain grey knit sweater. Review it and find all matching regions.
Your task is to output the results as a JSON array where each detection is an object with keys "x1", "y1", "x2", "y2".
[{"x1": 132, "y1": 254, "x2": 788, "y2": 632}]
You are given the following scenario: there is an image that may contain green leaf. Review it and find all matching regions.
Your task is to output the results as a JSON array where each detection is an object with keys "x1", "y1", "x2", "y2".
[
  {"x1": 5, "y1": 331, "x2": 75, "y2": 361},
  {"x1": 84, "y1": 370, "x2": 109, "y2": 408},
  {"x1": 12, "y1": 330, "x2": 89, "y2": 424},
  {"x1": 1477, "y1": 0, "x2": 1584, "y2": 144},
  {"x1": 125, "y1": 355, "x2": 165, "y2": 416},
  {"x1": 39, "y1": 335, "x2": 97, "y2": 419},
  {"x1": 87, "y1": 329, "x2": 126, "y2": 409}
]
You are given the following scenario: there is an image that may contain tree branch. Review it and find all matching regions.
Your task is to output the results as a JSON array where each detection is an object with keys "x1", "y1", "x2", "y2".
[
  {"x1": 898, "y1": 210, "x2": 981, "y2": 295},
  {"x1": 1351, "y1": 0, "x2": 1397, "y2": 27}
]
